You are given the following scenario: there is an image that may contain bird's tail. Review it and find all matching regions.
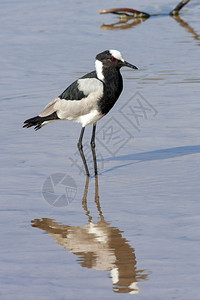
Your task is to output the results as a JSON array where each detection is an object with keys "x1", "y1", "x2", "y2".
[{"x1": 23, "y1": 112, "x2": 59, "y2": 130}]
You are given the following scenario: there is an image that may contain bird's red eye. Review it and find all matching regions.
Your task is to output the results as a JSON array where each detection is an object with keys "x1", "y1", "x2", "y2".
[{"x1": 110, "y1": 58, "x2": 116, "y2": 62}]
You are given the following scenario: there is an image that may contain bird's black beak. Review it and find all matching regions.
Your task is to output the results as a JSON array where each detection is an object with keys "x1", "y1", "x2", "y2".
[{"x1": 123, "y1": 61, "x2": 138, "y2": 70}]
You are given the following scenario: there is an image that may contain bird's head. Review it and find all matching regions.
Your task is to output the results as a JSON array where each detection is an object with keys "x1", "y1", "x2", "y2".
[{"x1": 95, "y1": 50, "x2": 138, "y2": 81}]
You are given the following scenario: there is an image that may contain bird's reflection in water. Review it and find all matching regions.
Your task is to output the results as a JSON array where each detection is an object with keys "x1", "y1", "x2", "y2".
[{"x1": 31, "y1": 176, "x2": 149, "y2": 294}]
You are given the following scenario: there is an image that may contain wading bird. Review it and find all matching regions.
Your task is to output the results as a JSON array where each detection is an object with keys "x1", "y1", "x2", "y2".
[{"x1": 23, "y1": 50, "x2": 138, "y2": 176}]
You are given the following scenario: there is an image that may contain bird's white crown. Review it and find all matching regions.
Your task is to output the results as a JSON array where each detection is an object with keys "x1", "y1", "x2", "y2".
[{"x1": 109, "y1": 50, "x2": 124, "y2": 62}]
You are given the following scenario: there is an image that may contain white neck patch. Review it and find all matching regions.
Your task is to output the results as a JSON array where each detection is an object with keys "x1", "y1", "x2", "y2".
[
  {"x1": 95, "y1": 59, "x2": 105, "y2": 81},
  {"x1": 109, "y1": 50, "x2": 124, "y2": 62}
]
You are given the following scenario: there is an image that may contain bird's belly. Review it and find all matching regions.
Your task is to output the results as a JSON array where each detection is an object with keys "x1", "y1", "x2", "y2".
[{"x1": 75, "y1": 109, "x2": 103, "y2": 127}]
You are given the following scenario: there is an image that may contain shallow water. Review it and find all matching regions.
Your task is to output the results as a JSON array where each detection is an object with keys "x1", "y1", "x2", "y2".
[{"x1": 1, "y1": 0, "x2": 200, "y2": 299}]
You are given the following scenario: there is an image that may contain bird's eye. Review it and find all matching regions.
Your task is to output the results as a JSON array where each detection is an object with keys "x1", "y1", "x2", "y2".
[{"x1": 110, "y1": 58, "x2": 116, "y2": 62}]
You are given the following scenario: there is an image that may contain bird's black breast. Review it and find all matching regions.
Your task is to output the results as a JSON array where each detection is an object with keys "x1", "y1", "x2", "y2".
[
  {"x1": 59, "y1": 71, "x2": 98, "y2": 100},
  {"x1": 97, "y1": 70, "x2": 123, "y2": 115}
]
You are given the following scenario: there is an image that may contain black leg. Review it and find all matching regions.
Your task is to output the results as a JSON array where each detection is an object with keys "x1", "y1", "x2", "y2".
[
  {"x1": 77, "y1": 127, "x2": 90, "y2": 176},
  {"x1": 90, "y1": 123, "x2": 98, "y2": 176}
]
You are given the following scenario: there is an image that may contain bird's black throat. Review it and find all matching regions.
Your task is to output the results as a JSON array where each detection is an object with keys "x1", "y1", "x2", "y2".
[{"x1": 97, "y1": 67, "x2": 123, "y2": 115}]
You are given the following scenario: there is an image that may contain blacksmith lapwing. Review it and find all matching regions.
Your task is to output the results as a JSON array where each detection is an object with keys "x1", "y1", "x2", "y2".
[{"x1": 23, "y1": 50, "x2": 138, "y2": 176}]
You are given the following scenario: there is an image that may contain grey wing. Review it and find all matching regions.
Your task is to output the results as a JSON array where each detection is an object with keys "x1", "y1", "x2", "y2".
[
  {"x1": 39, "y1": 76, "x2": 104, "y2": 121},
  {"x1": 59, "y1": 71, "x2": 97, "y2": 100}
]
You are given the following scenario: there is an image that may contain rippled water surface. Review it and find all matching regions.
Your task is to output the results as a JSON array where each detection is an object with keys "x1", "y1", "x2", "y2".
[{"x1": 1, "y1": 0, "x2": 200, "y2": 299}]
